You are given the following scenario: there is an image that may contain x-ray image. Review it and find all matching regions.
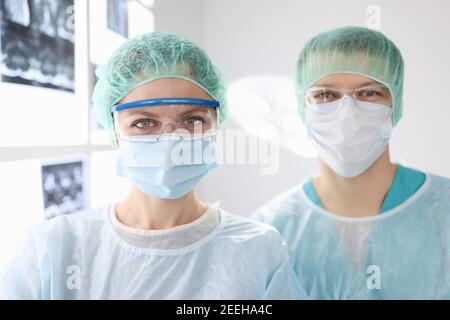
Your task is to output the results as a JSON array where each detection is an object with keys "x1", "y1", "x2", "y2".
[
  {"x1": 41, "y1": 160, "x2": 85, "y2": 220},
  {"x1": 107, "y1": 0, "x2": 128, "y2": 38},
  {"x1": 0, "y1": 0, "x2": 75, "y2": 92}
]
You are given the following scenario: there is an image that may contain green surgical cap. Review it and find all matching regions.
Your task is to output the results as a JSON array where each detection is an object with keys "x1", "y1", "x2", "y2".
[
  {"x1": 295, "y1": 26, "x2": 404, "y2": 126},
  {"x1": 92, "y1": 31, "x2": 227, "y2": 147}
]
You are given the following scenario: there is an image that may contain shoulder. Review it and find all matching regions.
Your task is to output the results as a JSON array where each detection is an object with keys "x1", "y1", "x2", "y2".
[
  {"x1": 250, "y1": 182, "x2": 308, "y2": 225},
  {"x1": 400, "y1": 164, "x2": 450, "y2": 192},
  {"x1": 29, "y1": 205, "x2": 110, "y2": 246},
  {"x1": 427, "y1": 172, "x2": 450, "y2": 189},
  {"x1": 423, "y1": 173, "x2": 450, "y2": 202},
  {"x1": 217, "y1": 209, "x2": 288, "y2": 248},
  {"x1": 214, "y1": 209, "x2": 292, "y2": 269}
]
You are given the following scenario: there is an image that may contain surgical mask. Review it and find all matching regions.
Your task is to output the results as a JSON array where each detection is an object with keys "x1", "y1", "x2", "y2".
[
  {"x1": 117, "y1": 133, "x2": 217, "y2": 199},
  {"x1": 305, "y1": 96, "x2": 392, "y2": 177}
]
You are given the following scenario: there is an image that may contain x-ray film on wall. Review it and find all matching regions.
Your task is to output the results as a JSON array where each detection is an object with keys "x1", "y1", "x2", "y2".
[
  {"x1": 0, "y1": 0, "x2": 75, "y2": 92},
  {"x1": 41, "y1": 159, "x2": 85, "y2": 220}
]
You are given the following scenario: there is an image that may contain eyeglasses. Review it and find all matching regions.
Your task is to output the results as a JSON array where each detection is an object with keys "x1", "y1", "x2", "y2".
[
  {"x1": 304, "y1": 85, "x2": 392, "y2": 108},
  {"x1": 112, "y1": 98, "x2": 220, "y2": 141}
]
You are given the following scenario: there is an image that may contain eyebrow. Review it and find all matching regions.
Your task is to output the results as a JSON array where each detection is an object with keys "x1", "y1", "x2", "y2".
[
  {"x1": 315, "y1": 80, "x2": 382, "y2": 88},
  {"x1": 357, "y1": 81, "x2": 384, "y2": 87},
  {"x1": 125, "y1": 109, "x2": 159, "y2": 117}
]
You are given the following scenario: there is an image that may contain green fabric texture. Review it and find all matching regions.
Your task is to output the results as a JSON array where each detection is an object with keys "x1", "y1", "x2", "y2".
[
  {"x1": 92, "y1": 32, "x2": 227, "y2": 148},
  {"x1": 295, "y1": 26, "x2": 404, "y2": 126}
]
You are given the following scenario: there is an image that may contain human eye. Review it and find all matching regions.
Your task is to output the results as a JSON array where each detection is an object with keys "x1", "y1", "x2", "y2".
[
  {"x1": 312, "y1": 90, "x2": 339, "y2": 103},
  {"x1": 183, "y1": 116, "x2": 206, "y2": 127},
  {"x1": 357, "y1": 86, "x2": 389, "y2": 100},
  {"x1": 360, "y1": 89, "x2": 380, "y2": 97},
  {"x1": 132, "y1": 118, "x2": 157, "y2": 129}
]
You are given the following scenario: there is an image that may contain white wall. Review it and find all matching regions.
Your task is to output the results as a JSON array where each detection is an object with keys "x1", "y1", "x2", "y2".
[
  {"x1": 153, "y1": 0, "x2": 204, "y2": 46},
  {"x1": 191, "y1": 0, "x2": 450, "y2": 216}
]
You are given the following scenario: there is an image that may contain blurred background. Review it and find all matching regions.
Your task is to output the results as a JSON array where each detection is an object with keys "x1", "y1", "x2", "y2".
[{"x1": 0, "y1": 0, "x2": 449, "y2": 268}]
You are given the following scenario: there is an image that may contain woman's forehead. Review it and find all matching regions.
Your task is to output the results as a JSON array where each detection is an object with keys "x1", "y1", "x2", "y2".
[
  {"x1": 313, "y1": 73, "x2": 383, "y2": 89},
  {"x1": 119, "y1": 78, "x2": 213, "y2": 104}
]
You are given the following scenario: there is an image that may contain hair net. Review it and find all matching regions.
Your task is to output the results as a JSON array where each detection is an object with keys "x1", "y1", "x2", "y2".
[
  {"x1": 92, "y1": 32, "x2": 227, "y2": 147},
  {"x1": 295, "y1": 26, "x2": 404, "y2": 126}
]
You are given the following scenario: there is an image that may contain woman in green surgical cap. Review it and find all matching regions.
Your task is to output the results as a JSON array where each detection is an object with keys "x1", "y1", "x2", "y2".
[
  {"x1": 252, "y1": 26, "x2": 450, "y2": 299},
  {"x1": 0, "y1": 32, "x2": 306, "y2": 300}
]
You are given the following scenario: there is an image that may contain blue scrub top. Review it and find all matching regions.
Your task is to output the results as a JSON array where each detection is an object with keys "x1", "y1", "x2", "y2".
[{"x1": 303, "y1": 164, "x2": 426, "y2": 213}]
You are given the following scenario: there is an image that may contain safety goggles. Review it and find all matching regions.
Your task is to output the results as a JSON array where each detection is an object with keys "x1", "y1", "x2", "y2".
[
  {"x1": 304, "y1": 84, "x2": 392, "y2": 109},
  {"x1": 111, "y1": 98, "x2": 220, "y2": 141}
]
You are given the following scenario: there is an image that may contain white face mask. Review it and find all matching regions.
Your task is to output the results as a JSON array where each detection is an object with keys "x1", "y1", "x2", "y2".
[{"x1": 305, "y1": 96, "x2": 393, "y2": 177}]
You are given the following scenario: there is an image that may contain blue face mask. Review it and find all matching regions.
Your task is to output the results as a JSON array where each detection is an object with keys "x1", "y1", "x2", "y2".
[{"x1": 117, "y1": 134, "x2": 217, "y2": 199}]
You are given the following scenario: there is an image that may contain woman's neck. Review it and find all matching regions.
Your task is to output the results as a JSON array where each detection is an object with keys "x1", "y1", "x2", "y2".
[
  {"x1": 313, "y1": 149, "x2": 397, "y2": 217},
  {"x1": 116, "y1": 187, "x2": 208, "y2": 230}
]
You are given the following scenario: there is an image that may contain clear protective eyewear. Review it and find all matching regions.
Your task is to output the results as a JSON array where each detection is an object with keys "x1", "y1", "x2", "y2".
[
  {"x1": 111, "y1": 98, "x2": 220, "y2": 141},
  {"x1": 304, "y1": 84, "x2": 392, "y2": 109}
]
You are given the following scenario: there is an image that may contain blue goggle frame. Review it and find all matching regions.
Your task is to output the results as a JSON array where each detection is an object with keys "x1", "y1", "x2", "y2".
[{"x1": 111, "y1": 97, "x2": 220, "y2": 113}]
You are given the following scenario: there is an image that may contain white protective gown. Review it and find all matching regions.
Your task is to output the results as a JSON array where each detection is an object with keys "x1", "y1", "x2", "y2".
[
  {"x1": 252, "y1": 174, "x2": 450, "y2": 299},
  {"x1": 1, "y1": 203, "x2": 307, "y2": 299}
]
